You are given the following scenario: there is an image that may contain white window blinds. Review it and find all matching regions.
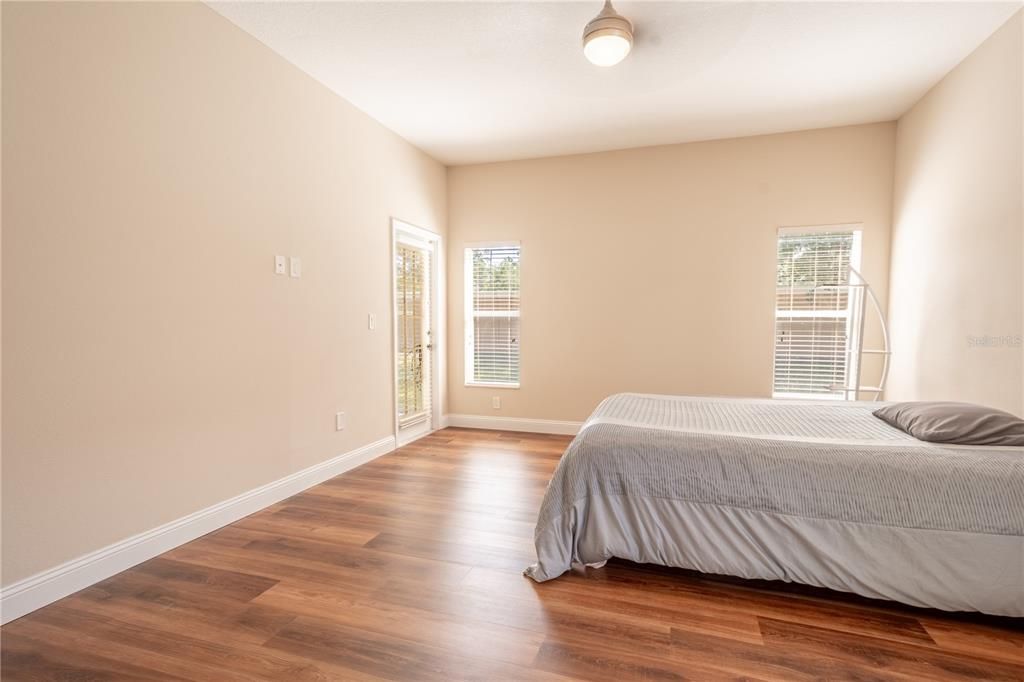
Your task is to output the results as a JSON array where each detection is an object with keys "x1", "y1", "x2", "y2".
[
  {"x1": 465, "y1": 245, "x2": 520, "y2": 386},
  {"x1": 773, "y1": 228, "x2": 861, "y2": 399},
  {"x1": 395, "y1": 242, "x2": 430, "y2": 426}
]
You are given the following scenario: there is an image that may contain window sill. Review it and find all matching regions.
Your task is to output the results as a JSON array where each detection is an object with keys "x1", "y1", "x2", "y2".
[{"x1": 465, "y1": 382, "x2": 520, "y2": 389}]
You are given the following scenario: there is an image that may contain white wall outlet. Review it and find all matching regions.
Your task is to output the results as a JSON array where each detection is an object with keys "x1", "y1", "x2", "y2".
[
  {"x1": 290, "y1": 256, "x2": 302, "y2": 278},
  {"x1": 368, "y1": 313, "x2": 376, "y2": 331},
  {"x1": 492, "y1": 396, "x2": 501, "y2": 409},
  {"x1": 335, "y1": 412, "x2": 346, "y2": 431},
  {"x1": 274, "y1": 255, "x2": 287, "y2": 275}
]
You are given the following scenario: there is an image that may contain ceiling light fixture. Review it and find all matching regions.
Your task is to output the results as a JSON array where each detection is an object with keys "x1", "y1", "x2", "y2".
[{"x1": 582, "y1": 0, "x2": 633, "y2": 67}]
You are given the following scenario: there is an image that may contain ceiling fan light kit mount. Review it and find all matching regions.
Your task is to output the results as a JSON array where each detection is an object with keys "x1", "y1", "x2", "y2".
[{"x1": 582, "y1": 0, "x2": 634, "y2": 67}]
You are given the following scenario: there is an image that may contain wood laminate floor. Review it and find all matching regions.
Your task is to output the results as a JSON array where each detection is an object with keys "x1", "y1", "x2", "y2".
[{"x1": 2, "y1": 428, "x2": 1022, "y2": 681}]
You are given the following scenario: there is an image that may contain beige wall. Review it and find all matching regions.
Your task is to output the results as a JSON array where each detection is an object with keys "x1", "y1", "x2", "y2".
[
  {"x1": 1, "y1": 2, "x2": 446, "y2": 584},
  {"x1": 888, "y1": 11, "x2": 1023, "y2": 416},
  {"x1": 447, "y1": 123, "x2": 896, "y2": 421}
]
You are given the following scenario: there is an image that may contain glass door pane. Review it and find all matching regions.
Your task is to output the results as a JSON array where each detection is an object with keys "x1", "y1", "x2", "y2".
[{"x1": 396, "y1": 242, "x2": 430, "y2": 428}]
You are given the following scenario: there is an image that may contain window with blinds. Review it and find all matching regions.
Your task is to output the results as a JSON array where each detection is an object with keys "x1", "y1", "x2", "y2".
[
  {"x1": 773, "y1": 227, "x2": 862, "y2": 399},
  {"x1": 465, "y1": 244, "x2": 520, "y2": 387}
]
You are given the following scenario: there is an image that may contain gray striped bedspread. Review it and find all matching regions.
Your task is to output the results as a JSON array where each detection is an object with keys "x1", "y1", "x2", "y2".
[{"x1": 525, "y1": 394, "x2": 1024, "y2": 615}]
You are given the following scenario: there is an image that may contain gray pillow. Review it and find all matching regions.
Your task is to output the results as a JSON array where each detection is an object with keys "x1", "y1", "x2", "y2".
[{"x1": 873, "y1": 402, "x2": 1024, "y2": 446}]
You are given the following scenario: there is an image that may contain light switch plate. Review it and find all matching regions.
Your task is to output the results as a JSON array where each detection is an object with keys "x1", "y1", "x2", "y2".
[
  {"x1": 492, "y1": 396, "x2": 501, "y2": 409},
  {"x1": 290, "y1": 256, "x2": 302, "y2": 278},
  {"x1": 335, "y1": 412, "x2": 346, "y2": 431},
  {"x1": 368, "y1": 313, "x2": 376, "y2": 331},
  {"x1": 274, "y1": 255, "x2": 286, "y2": 275}
]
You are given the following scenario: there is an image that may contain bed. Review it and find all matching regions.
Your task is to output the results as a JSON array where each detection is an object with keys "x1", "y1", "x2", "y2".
[{"x1": 525, "y1": 393, "x2": 1024, "y2": 617}]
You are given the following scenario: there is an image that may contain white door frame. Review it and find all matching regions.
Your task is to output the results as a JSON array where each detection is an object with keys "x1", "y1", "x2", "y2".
[{"x1": 391, "y1": 218, "x2": 442, "y2": 447}]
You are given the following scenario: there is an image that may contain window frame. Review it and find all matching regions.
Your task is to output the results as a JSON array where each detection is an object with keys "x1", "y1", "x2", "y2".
[
  {"x1": 464, "y1": 241, "x2": 521, "y2": 389},
  {"x1": 772, "y1": 224, "x2": 863, "y2": 401}
]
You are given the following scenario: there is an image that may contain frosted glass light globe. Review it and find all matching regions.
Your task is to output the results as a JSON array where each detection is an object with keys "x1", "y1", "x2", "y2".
[{"x1": 583, "y1": 31, "x2": 632, "y2": 67}]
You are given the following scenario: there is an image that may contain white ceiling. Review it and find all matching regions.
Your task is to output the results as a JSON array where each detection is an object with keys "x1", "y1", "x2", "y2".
[{"x1": 210, "y1": 1, "x2": 1022, "y2": 165}]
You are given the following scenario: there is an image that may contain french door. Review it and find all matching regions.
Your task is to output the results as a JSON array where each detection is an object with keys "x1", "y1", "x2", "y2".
[{"x1": 392, "y1": 221, "x2": 438, "y2": 444}]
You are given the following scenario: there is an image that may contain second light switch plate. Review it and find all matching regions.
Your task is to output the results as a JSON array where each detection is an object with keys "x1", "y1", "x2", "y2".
[{"x1": 290, "y1": 256, "x2": 302, "y2": 278}]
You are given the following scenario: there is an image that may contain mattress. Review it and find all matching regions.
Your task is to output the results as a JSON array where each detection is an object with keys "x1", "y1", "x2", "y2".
[{"x1": 525, "y1": 394, "x2": 1024, "y2": 616}]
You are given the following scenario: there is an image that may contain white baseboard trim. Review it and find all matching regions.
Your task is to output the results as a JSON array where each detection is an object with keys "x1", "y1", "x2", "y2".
[
  {"x1": 0, "y1": 435, "x2": 396, "y2": 625},
  {"x1": 445, "y1": 414, "x2": 582, "y2": 436}
]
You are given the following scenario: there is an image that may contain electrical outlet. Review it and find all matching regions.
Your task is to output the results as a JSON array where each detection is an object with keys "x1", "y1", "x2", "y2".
[
  {"x1": 492, "y1": 396, "x2": 501, "y2": 409},
  {"x1": 335, "y1": 412, "x2": 346, "y2": 431},
  {"x1": 274, "y1": 255, "x2": 287, "y2": 275},
  {"x1": 290, "y1": 256, "x2": 302, "y2": 278}
]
